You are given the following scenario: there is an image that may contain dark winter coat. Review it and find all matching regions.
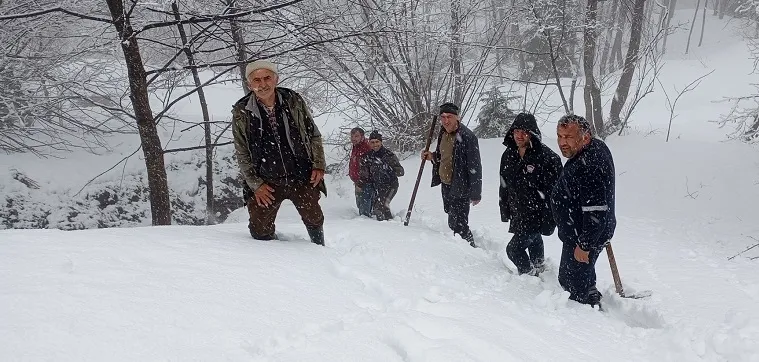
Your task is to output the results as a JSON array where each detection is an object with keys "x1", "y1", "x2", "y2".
[
  {"x1": 232, "y1": 87, "x2": 326, "y2": 196},
  {"x1": 499, "y1": 117, "x2": 563, "y2": 236},
  {"x1": 430, "y1": 124, "x2": 483, "y2": 201},
  {"x1": 358, "y1": 147, "x2": 404, "y2": 190},
  {"x1": 550, "y1": 138, "x2": 617, "y2": 251}
]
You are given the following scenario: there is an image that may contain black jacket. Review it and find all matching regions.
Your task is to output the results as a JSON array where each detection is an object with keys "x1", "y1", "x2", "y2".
[
  {"x1": 430, "y1": 124, "x2": 482, "y2": 201},
  {"x1": 550, "y1": 138, "x2": 617, "y2": 251},
  {"x1": 358, "y1": 147, "x2": 404, "y2": 189},
  {"x1": 499, "y1": 117, "x2": 562, "y2": 235}
]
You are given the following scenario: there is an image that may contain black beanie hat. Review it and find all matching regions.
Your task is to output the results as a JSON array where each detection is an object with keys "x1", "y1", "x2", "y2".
[
  {"x1": 439, "y1": 102, "x2": 459, "y2": 115},
  {"x1": 369, "y1": 130, "x2": 382, "y2": 141}
]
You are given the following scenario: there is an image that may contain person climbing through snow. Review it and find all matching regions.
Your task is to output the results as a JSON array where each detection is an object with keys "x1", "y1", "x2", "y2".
[
  {"x1": 551, "y1": 114, "x2": 617, "y2": 307},
  {"x1": 499, "y1": 112, "x2": 563, "y2": 276},
  {"x1": 421, "y1": 102, "x2": 483, "y2": 247},
  {"x1": 356, "y1": 130, "x2": 404, "y2": 221}
]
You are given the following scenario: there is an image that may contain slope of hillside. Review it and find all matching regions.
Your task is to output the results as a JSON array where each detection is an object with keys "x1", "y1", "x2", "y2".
[
  {"x1": 3, "y1": 135, "x2": 759, "y2": 361},
  {"x1": 2, "y1": 9, "x2": 759, "y2": 361}
]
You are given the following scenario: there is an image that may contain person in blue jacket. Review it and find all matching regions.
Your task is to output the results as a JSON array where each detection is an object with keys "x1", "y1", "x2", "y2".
[{"x1": 551, "y1": 114, "x2": 616, "y2": 307}]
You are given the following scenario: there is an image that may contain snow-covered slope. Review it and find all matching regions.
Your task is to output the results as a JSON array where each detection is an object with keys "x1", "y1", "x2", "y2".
[
  {"x1": 3, "y1": 135, "x2": 758, "y2": 361},
  {"x1": 3, "y1": 9, "x2": 759, "y2": 361}
]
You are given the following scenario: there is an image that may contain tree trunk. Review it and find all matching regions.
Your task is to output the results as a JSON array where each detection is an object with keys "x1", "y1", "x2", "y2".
[
  {"x1": 607, "y1": 0, "x2": 647, "y2": 135},
  {"x1": 713, "y1": 0, "x2": 719, "y2": 15},
  {"x1": 600, "y1": 0, "x2": 620, "y2": 73},
  {"x1": 491, "y1": 0, "x2": 503, "y2": 78},
  {"x1": 105, "y1": 0, "x2": 172, "y2": 225},
  {"x1": 718, "y1": 0, "x2": 725, "y2": 19},
  {"x1": 646, "y1": 0, "x2": 655, "y2": 30},
  {"x1": 662, "y1": 0, "x2": 678, "y2": 54},
  {"x1": 229, "y1": 12, "x2": 248, "y2": 92},
  {"x1": 217, "y1": 0, "x2": 247, "y2": 92},
  {"x1": 547, "y1": 31, "x2": 570, "y2": 114},
  {"x1": 450, "y1": 0, "x2": 464, "y2": 106},
  {"x1": 699, "y1": 0, "x2": 708, "y2": 47},
  {"x1": 172, "y1": 2, "x2": 215, "y2": 225},
  {"x1": 509, "y1": 0, "x2": 520, "y2": 66},
  {"x1": 583, "y1": 0, "x2": 604, "y2": 134},
  {"x1": 685, "y1": 0, "x2": 701, "y2": 54},
  {"x1": 610, "y1": 1, "x2": 628, "y2": 71},
  {"x1": 569, "y1": 79, "x2": 577, "y2": 113}
]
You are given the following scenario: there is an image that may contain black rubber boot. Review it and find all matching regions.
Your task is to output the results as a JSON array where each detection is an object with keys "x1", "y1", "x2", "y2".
[
  {"x1": 307, "y1": 227, "x2": 325, "y2": 246},
  {"x1": 462, "y1": 230, "x2": 476, "y2": 248}
]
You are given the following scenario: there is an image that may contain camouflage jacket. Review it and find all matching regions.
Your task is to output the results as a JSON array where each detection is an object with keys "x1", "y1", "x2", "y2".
[{"x1": 232, "y1": 87, "x2": 327, "y2": 195}]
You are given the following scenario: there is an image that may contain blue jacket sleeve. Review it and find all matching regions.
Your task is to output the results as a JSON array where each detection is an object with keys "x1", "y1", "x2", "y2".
[{"x1": 577, "y1": 165, "x2": 611, "y2": 251}]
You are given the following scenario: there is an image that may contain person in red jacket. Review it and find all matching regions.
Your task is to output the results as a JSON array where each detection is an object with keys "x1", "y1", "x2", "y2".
[{"x1": 349, "y1": 127, "x2": 373, "y2": 216}]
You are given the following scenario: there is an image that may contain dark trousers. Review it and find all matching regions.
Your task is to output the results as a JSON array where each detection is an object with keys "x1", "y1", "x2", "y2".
[
  {"x1": 558, "y1": 242, "x2": 604, "y2": 305},
  {"x1": 373, "y1": 186, "x2": 397, "y2": 221},
  {"x1": 355, "y1": 184, "x2": 374, "y2": 217},
  {"x1": 441, "y1": 184, "x2": 473, "y2": 242},
  {"x1": 246, "y1": 180, "x2": 324, "y2": 239},
  {"x1": 506, "y1": 233, "x2": 544, "y2": 274}
]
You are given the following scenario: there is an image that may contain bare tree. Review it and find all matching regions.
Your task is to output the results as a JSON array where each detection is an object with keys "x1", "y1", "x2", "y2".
[
  {"x1": 169, "y1": 1, "x2": 216, "y2": 225},
  {"x1": 599, "y1": 0, "x2": 621, "y2": 74},
  {"x1": 699, "y1": 0, "x2": 708, "y2": 47},
  {"x1": 660, "y1": 70, "x2": 714, "y2": 142},
  {"x1": 290, "y1": 0, "x2": 509, "y2": 153},
  {"x1": 583, "y1": 0, "x2": 604, "y2": 133},
  {"x1": 607, "y1": 0, "x2": 648, "y2": 133},
  {"x1": 686, "y1": 0, "x2": 702, "y2": 54},
  {"x1": 661, "y1": 0, "x2": 678, "y2": 53},
  {"x1": 0, "y1": 0, "x2": 134, "y2": 156},
  {"x1": 2, "y1": 0, "x2": 365, "y2": 226}
]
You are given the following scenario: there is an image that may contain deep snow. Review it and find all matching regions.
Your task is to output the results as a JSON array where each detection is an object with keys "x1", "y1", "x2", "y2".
[
  {"x1": 2, "y1": 134, "x2": 759, "y2": 361},
  {"x1": 3, "y1": 9, "x2": 759, "y2": 362}
]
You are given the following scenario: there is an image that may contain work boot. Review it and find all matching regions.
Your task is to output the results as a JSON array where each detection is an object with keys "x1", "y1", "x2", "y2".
[
  {"x1": 249, "y1": 226, "x2": 278, "y2": 240},
  {"x1": 307, "y1": 227, "x2": 325, "y2": 246}
]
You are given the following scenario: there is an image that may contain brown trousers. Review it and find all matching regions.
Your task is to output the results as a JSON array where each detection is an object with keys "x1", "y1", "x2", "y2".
[{"x1": 246, "y1": 181, "x2": 324, "y2": 239}]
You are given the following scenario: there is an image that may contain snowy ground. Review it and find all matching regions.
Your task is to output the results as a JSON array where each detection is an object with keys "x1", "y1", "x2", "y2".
[
  {"x1": 3, "y1": 10, "x2": 759, "y2": 362},
  {"x1": 2, "y1": 135, "x2": 759, "y2": 361}
]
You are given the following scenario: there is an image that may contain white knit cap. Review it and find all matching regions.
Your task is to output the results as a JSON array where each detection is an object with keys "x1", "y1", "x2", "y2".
[{"x1": 245, "y1": 60, "x2": 278, "y2": 79}]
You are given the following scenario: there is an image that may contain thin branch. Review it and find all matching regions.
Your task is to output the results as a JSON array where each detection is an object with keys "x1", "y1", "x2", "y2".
[
  {"x1": 73, "y1": 144, "x2": 142, "y2": 197},
  {"x1": 144, "y1": 30, "x2": 388, "y2": 76},
  {"x1": 728, "y1": 236, "x2": 759, "y2": 260},
  {"x1": 664, "y1": 70, "x2": 715, "y2": 141},
  {"x1": 163, "y1": 142, "x2": 233, "y2": 153},
  {"x1": 0, "y1": 7, "x2": 113, "y2": 23},
  {"x1": 132, "y1": 0, "x2": 304, "y2": 36}
]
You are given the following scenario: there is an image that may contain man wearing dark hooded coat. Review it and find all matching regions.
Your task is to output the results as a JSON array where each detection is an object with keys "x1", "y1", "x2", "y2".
[{"x1": 499, "y1": 113, "x2": 563, "y2": 275}]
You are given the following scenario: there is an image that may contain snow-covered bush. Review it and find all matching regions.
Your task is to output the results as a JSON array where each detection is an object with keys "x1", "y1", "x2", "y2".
[
  {"x1": 0, "y1": 149, "x2": 245, "y2": 230},
  {"x1": 473, "y1": 87, "x2": 518, "y2": 139}
]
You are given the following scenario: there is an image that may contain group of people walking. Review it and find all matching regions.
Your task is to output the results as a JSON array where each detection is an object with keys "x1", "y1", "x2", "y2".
[
  {"x1": 348, "y1": 129, "x2": 405, "y2": 221},
  {"x1": 233, "y1": 60, "x2": 617, "y2": 308}
]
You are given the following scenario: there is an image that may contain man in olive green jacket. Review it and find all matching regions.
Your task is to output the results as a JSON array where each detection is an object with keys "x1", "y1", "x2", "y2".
[{"x1": 232, "y1": 60, "x2": 327, "y2": 245}]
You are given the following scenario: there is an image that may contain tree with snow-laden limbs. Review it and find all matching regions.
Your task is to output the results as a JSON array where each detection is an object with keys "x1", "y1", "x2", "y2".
[
  {"x1": 473, "y1": 87, "x2": 518, "y2": 139},
  {"x1": 0, "y1": 0, "x2": 367, "y2": 225}
]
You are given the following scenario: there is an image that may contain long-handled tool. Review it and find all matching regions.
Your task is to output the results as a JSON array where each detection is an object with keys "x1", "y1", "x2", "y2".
[
  {"x1": 403, "y1": 115, "x2": 438, "y2": 226},
  {"x1": 605, "y1": 242, "x2": 652, "y2": 299}
]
